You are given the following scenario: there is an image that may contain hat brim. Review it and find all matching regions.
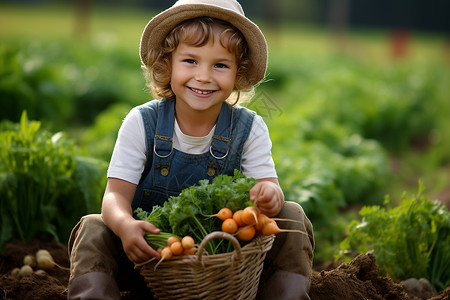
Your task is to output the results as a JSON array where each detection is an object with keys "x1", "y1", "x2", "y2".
[{"x1": 139, "y1": 3, "x2": 267, "y2": 85}]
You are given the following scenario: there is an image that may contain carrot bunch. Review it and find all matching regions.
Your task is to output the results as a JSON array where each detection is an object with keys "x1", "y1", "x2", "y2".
[
  {"x1": 157, "y1": 235, "x2": 197, "y2": 260},
  {"x1": 215, "y1": 206, "x2": 305, "y2": 242},
  {"x1": 150, "y1": 235, "x2": 196, "y2": 269}
]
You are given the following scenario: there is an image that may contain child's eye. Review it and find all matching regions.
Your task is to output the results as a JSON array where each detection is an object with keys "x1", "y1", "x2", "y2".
[
  {"x1": 215, "y1": 63, "x2": 229, "y2": 69},
  {"x1": 183, "y1": 59, "x2": 196, "y2": 64}
]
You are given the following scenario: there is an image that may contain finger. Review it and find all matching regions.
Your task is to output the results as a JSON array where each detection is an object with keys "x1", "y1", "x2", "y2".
[
  {"x1": 130, "y1": 249, "x2": 147, "y2": 263},
  {"x1": 254, "y1": 189, "x2": 272, "y2": 206},
  {"x1": 250, "y1": 183, "x2": 263, "y2": 202},
  {"x1": 139, "y1": 220, "x2": 160, "y2": 234},
  {"x1": 126, "y1": 249, "x2": 141, "y2": 263},
  {"x1": 137, "y1": 236, "x2": 160, "y2": 259},
  {"x1": 131, "y1": 245, "x2": 156, "y2": 263},
  {"x1": 256, "y1": 199, "x2": 275, "y2": 212}
]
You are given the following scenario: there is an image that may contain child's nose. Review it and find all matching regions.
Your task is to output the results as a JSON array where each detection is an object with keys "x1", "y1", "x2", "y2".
[{"x1": 194, "y1": 65, "x2": 212, "y2": 82}]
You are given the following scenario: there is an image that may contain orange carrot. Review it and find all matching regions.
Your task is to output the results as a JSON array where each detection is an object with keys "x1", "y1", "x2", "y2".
[
  {"x1": 181, "y1": 236, "x2": 195, "y2": 250},
  {"x1": 154, "y1": 246, "x2": 173, "y2": 270},
  {"x1": 222, "y1": 218, "x2": 238, "y2": 234},
  {"x1": 232, "y1": 210, "x2": 245, "y2": 227},
  {"x1": 170, "y1": 241, "x2": 183, "y2": 255},
  {"x1": 236, "y1": 225, "x2": 256, "y2": 241},
  {"x1": 241, "y1": 206, "x2": 259, "y2": 225},
  {"x1": 183, "y1": 247, "x2": 197, "y2": 255},
  {"x1": 270, "y1": 217, "x2": 302, "y2": 223},
  {"x1": 161, "y1": 247, "x2": 173, "y2": 260},
  {"x1": 261, "y1": 220, "x2": 308, "y2": 236},
  {"x1": 218, "y1": 208, "x2": 233, "y2": 220},
  {"x1": 166, "y1": 236, "x2": 180, "y2": 247},
  {"x1": 255, "y1": 214, "x2": 270, "y2": 231}
]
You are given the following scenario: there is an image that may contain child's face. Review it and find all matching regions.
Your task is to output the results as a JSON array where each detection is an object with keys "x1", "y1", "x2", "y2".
[{"x1": 170, "y1": 32, "x2": 238, "y2": 114}]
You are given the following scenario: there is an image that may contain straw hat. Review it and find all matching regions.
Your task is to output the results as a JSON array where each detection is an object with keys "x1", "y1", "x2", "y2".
[{"x1": 139, "y1": 0, "x2": 268, "y2": 85}]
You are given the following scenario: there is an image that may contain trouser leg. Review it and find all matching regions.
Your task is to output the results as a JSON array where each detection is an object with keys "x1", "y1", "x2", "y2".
[
  {"x1": 67, "y1": 214, "x2": 152, "y2": 300},
  {"x1": 257, "y1": 201, "x2": 315, "y2": 300}
]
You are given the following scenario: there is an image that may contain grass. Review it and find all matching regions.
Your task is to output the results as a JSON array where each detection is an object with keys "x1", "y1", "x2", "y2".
[{"x1": 1, "y1": 3, "x2": 154, "y2": 49}]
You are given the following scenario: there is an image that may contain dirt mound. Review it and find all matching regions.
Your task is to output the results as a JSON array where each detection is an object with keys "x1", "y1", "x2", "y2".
[
  {"x1": 0, "y1": 239, "x2": 70, "y2": 300},
  {"x1": 1, "y1": 240, "x2": 449, "y2": 299},
  {"x1": 310, "y1": 253, "x2": 409, "y2": 299}
]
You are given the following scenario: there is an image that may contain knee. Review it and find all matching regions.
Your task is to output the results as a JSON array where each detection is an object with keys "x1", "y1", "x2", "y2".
[
  {"x1": 279, "y1": 201, "x2": 307, "y2": 221},
  {"x1": 279, "y1": 201, "x2": 315, "y2": 250},
  {"x1": 68, "y1": 214, "x2": 106, "y2": 252},
  {"x1": 80, "y1": 214, "x2": 104, "y2": 226}
]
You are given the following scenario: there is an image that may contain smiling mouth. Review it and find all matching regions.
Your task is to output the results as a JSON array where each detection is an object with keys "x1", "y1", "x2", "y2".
[{"x1": 189, "y1": 87, "x2": 215, "y2": 95}]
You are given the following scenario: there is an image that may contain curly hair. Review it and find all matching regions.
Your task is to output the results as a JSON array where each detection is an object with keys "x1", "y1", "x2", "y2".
[{"x1": 142, "y1": 17, "x2": 254, "y2": 105}]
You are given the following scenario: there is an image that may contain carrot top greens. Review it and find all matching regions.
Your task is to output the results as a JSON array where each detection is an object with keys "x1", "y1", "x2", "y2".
[{"x1": 135, "y1": 170, "x2": 257, "y2": 255}]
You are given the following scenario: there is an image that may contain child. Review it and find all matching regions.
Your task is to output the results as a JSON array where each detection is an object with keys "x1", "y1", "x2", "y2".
[{"x1": 68, "y1": 0, "x2": 314, "y2": 299}]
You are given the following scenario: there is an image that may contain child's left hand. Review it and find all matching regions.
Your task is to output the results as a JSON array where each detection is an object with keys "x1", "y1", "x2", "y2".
[{"x1": 250, "y1": 179, "x2": 285, "y2": 217}]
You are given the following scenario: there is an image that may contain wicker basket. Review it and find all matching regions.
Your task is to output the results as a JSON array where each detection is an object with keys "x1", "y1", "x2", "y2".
[{"x1": 135, "y1": 231, "x2": 275, "y2": 300}]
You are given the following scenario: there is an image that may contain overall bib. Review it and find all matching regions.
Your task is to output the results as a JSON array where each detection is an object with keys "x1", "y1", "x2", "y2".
[{"x1": 131, "y1": 99, "x2": 255, "y2": 213}]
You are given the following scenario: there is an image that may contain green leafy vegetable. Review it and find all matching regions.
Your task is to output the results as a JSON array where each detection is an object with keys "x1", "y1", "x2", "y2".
[
  {"x1": 135, "y1": 170, "x2": 257, "y2": 255},
  {"x1": 0, "y1": 111, "x2": 107, "y2": 252},
  {"x1": 336, "y1": 182, "x2": 450, "y2": 291}
]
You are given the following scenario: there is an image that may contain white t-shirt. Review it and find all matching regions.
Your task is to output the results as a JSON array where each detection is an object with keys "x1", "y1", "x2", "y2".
[{"x1": 107, "y1": 105, "x2": 277, "y2": 185}]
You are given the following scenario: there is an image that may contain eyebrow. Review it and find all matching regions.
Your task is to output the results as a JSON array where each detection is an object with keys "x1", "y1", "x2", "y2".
[{"x1": 176, "y1": 52, "x2": 235, "y2": 64}]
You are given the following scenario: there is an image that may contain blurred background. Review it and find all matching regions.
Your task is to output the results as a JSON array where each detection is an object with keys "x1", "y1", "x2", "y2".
[{"x1": 1, "y1": 0, "x2": 449, "y2": 263}]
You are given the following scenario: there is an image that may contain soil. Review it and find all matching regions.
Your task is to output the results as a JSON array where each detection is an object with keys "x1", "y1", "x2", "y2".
[{"x1": 1, "y1": 239, "x2": 449, "y2": 300}]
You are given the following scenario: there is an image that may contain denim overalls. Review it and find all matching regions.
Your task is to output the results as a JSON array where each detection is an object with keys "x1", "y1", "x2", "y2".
[{"x1": 131, "y1": 99, "x2": 256, "y2": 213}]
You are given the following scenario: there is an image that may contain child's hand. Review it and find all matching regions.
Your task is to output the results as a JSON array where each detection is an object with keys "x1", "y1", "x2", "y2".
[
  {"x1": 250, "y1": 179, "x2": 284, "y2": 217},
  {"x1": 118, "y1": 218, "x2": 161, "y2": 263}
]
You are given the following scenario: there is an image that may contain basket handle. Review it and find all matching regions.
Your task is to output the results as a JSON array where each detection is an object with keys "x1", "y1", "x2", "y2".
[{"x1": 197, "y1": 231, "x2": 242, "y2": 262}]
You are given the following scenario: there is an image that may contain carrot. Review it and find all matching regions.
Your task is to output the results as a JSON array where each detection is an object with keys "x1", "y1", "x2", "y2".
[
  {"x1": 236, "y1": 225, "x2": 256, "y2": 241},
  {"x1": 166, "y1": 236, "x2": 180, "y2": 247},
  {"x1": 222, "y1": 218, "x2": 238, "y2": 234},
  {"x1": 261, "y1": 220, "x2": 309, "y2": 236},
  {"x1": 232, "y1": 210, "x2": 245, "y2": 227},
  {"x1": 170, "y1": 241, "x2": 183, "y2": 255},
  {"x1": 241, "y1": 206, "x2": 259, "y2": 225},
  {"x1": 214, "y1": 208, "x2": 233, "y2": 221},
  {"x1": 255, "y1": 214, "x2": 270, "y2": 231},
  {"x1": 161, "y1": 247, "x2": 173, "y2": 260},
  {"x1": 181, "y1": 236, "x2": 195, "y2": 250},
  {"x1": 154, "y1": 246, "x2": 173, "y2": 270},
  {"x1": 270, "y1": 217, "x2": 302, "y2": 224},
  {"x1": 183, "y1": 247, "x2": 197, "y2": 255}
]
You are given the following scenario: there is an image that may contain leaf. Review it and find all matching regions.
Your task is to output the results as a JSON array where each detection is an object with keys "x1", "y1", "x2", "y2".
[{"x1": 336, "y1": 182, "x2": 450, "y2": 291}]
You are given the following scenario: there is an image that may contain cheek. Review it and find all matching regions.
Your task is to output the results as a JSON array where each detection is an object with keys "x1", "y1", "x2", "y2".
[
  {"x1": 229, "y1": 72, "x2": 239, "y2": 89},
  {"x1": 170, "y1": 66, "x2": 183, "y2": 85}
]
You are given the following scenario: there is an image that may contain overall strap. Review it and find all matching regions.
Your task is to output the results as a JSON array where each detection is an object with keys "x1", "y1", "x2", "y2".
[
  {"x1": 210, "y1": 102, "x2": 233, "y2": 159},
  {"x1": 153, "y1": 99, "x2": 175, "y2": 158},
  {"x1": 207, "y1": 102, "x2": 233, "y2": 176},
  {"x1": 136, "y1": 99, "x2": 163, "y2": 185},
  {"x1": 152, "y1": 99, "x2": 175, "y2": 176}
]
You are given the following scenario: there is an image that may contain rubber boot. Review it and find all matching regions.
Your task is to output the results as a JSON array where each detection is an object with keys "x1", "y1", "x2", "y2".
[
  {"x1": 257, "y1": 270, "x2": 311, "y2": 300},
  {"x1": 68, "y1": 271, "x2": 121, "y2": 300}
]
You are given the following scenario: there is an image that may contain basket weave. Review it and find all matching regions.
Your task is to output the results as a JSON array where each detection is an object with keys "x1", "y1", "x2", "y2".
[{"x1": 136, "y1": 231, "x2": 275, "y2": 300}]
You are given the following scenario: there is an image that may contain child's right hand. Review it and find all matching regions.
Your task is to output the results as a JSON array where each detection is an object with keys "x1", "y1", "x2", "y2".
[{"x1": 118, "y1": 218, "x2": 161, "y2": 263}]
